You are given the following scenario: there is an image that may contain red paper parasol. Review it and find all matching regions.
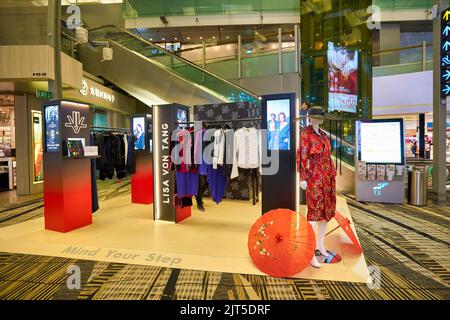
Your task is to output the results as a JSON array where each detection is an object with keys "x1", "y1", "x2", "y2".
[
  {"x1": 248, "y1": 209, "x2": 315, "y2": 278},
  {"x1": 332, "y1": 210, "x2": 363, "y2": 253}
]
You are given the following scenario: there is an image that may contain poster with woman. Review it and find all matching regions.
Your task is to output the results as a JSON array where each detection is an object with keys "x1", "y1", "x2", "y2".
[
  {"x1": 133, "y1": 117, "x2": 146, "y2": 150},
  {"x1": 327, "y1": 42, "x2": 358, "y2": 113},
  {"x1": 32, "y1": 111, "x2": 43, "y2": 183}
]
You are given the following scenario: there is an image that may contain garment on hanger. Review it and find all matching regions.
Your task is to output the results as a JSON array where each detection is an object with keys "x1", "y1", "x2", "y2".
[
  {"x1": 213, "y1": 129, "x2": 225, "y2": 169},
  {"x1": 297, "y1": 125, "x2": 336, "y2": 222},
  {"x1": 231, "y1": 127, "x2": 261, "y2": 179},
  {"x1": 90, "y1": 133, "x2": 99, "y2": 213}
]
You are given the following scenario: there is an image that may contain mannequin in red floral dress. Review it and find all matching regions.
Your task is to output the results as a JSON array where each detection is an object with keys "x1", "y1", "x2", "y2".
[{"x1": 297, "y1": 106, "x2": 339, "y2": 268}]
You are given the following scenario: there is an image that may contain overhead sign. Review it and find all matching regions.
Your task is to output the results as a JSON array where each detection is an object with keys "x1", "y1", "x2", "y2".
[
  {"x1": 441, "y1": 7, "x2": 450, "y2": 97},
  {"x1": 36, "y1": 89, "x2": 52, "y2": 100},
  {"x1": 80, "y1": 79, "x2": 115, "y2": 103}
]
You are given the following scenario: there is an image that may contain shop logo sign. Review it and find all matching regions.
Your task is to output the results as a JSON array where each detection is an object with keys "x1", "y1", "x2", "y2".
[
  {"x1": 65, "y1": 111, "x2": 87, "y2": 134},
  {"x1": 79, "y1": 79, "x2": 116, "y2": 103},
  {"x1": 80, "y1": 79, "x2": 89, "y2": 96}
]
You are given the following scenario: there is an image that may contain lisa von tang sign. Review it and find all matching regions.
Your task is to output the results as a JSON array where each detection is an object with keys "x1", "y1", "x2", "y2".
[{"x1": 441, "y1": 7, "x2": 450, "y2": 97}]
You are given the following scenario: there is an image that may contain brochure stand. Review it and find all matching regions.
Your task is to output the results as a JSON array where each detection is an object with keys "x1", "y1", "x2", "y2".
[
  {"x1": 43, "y1": 100, "x2": 92, "y2": 232},
  {"x1": 131, "y1": 113, "x2": 154, "y2": 205},
  {"x1": 152, "y1": 104, "x2": 191, "y2": 223},
  {"x1": 355, "y1": 119, "x2": 406, "y2": 204}
]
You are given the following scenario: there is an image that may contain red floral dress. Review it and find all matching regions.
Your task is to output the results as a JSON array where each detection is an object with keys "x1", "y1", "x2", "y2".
[{"x1": 296, "y1": 125, "x2": 337, "y2": 222}]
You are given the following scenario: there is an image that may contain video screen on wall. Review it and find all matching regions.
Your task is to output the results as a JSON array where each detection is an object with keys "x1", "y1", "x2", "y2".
[
  {"x1": 358, "y1": 120, "x2": 405, "y2": 164},
  {"x1": 328, "y1": 42, "x2": 358, "y2": 113},
  {"x1": 266, "y1": 99, "x2": 291, "y2": 151},
  {"x1": 133, "y1": 117, "x2": 146, "y2": 150},
  {"x1": 176, "y1": 108, "x2": 188, "y2": 129},
  {"x1": 44, "y1": 105, "x2": 60, "y2": 152}
]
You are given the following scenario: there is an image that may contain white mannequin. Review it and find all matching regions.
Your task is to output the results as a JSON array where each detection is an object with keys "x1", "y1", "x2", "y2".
[{"x1": 300, "y1": 117, "x2": 329, "y2": 268}]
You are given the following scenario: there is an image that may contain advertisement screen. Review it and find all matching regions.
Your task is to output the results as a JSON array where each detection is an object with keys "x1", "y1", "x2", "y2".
[
  {"x1": 45, "y1": 105, "x2": 60, "y2": 152},
  {"x1": 176, "y1": 108, "x2": 188, "y2": 129},
  {"x1": 133, "y1": 117, "x2": 146, "y2": 150},
  {"x1": 32, "y1": 111, "x2": 43, "y2": 183},
  {"x1": 266, "y1": 99, "x2": 291, "y2": 151},
  {"x1": 358, "y1": 120, "x2": 404, "y2": 164},
  {"x1": 328, "y1": 42, "x2": 358, "y2": 113}
]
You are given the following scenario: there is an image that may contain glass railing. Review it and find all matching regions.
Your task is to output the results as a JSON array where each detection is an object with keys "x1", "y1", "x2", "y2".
[
  {"x1": 123, "y1": 0, "x2": 300, "y2": 18},
  {"x1": 88, "y1": 25, "x2": 259, "y2": 103},
  {"x1": 373, "y1": 0, "x2": 432, "y2": 10},
  {"x1": 179, "y1": 46, "x2": 296, "y2": 80},
  {"x1": 373, "y1": 42, "x2": 433, "y2": 77}
]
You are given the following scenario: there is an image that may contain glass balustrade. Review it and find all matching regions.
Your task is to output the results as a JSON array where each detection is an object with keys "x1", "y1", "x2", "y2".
[
  {"x1": 88, "y1": 25, "x2": 259, "y2": 104},
  {"x1": 123, "y1": 0, "x2": 300, "y2": 18}
]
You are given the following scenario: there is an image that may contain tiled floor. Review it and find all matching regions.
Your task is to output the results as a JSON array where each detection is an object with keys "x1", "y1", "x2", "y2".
[{"x1": 0, "y1": 179, "x2": 448, "y2": 300}]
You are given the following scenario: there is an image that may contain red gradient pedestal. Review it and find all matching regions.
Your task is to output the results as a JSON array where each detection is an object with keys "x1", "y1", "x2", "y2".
[
  {"x1": 44, "y1": 157, "x2": 92, "y2": 232},
  {"x1": 176, "y1": 206, "x2": 191, "y2": 223},
  {"x1": 131, "y1": 152, "x2": 153, "y2": 204}
]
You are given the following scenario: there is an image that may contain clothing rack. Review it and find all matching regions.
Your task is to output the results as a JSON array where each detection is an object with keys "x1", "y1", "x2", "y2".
[
  {"x1": 90, "y1": 126, "x2": 131, "y2": 133},
  {"x1": 176, "y1": 117, "x2": 261, "y2": 125}
]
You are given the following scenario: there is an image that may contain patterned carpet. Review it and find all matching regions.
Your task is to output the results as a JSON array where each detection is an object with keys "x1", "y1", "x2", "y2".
[{"x1": 0, "y1": 178, "x2": 448, "y2": 300}]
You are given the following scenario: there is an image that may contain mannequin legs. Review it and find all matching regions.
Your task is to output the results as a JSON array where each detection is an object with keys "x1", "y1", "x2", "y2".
[{"x1": 309, "y1": 220, "x2": 329, "y2": 268}]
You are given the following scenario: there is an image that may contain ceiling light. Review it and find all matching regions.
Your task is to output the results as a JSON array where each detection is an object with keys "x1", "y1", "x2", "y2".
[
  {"x1": 174, "y1": 37, "x2": 178, "y2": 40},
  {"x1": 187, "y1": 36, "x2": 191, "y2": 40},
  {"x1": 212, "y1": 36, "x2": 216, "y2": 39},
  {"x1": 226, "y1": 36, "x2": 230, "y2": 39},
  {"x1": 289, "y1": 34, "x2": 293, "y2": 37},
  {"x1": 149, "y1": 38, "x2": 153, "y2": 41},
  {"x1": 161, "y1": 37, "x2": 165, "y2": 41},
  {"x1": 200, "y1": 36, "x2": 203, "y2": 39}
]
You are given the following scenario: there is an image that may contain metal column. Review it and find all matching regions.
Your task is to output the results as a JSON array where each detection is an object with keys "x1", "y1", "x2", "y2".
[
  {"x1": 278, "y1": 27, "x2": 282, "y2": 74},
  {"x1": 432, "y1": 0, "x2": 448, "y2": 203},
  {"x1": 419, "y1": 113, "x2": 426, "y2": 159},
  {"x1": 294, "y1": 24, "x2": 300, "y2": 73},
  {"x1": 238, "y1": 35, "x2": 242, "y2": 79},
  {"x1": 47, "y1": 0, "x2": 62, "y2": 100}
]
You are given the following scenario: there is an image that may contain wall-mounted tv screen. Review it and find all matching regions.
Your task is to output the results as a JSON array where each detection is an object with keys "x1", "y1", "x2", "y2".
[
  {"x1": 358, "y1": 119, "x2": 405, "y2": 165},
  {"x1": 45, "y1": 105, "x2": 60, "y2": 152},
  {"x1": 328, "y1": 42, "x2": 358, "y2": 113},
  {"x1": 133, "y1": 117, "x2": 146, "y2": 150},
  {"x1": 266, "y1": 99, "x2": 291, "y2": 151}
]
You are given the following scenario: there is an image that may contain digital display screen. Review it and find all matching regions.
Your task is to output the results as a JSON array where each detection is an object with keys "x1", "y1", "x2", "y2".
[
  {"x1": 133, "y1": 117, "x2": 146, "y2": 150},
  {"x1": 266, "y1": 99, "x2": 291, "y2": 151},
  {"x1": 328, "y1": 42, "x2": 358, "y2": 113},
  {"x1": 358, "y1": 120, "x2": 404, "y2": 164},
  {"x1": 45, "y1": 105, "x2": 60, "y2": 152},
  {"x1": 176, "y1": 108, "x2": 188, "y2": 129}
]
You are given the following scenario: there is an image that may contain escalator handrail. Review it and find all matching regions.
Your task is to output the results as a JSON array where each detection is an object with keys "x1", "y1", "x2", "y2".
[{"x1": 88, "y1": 24, "x2": 260, "y2": 100}]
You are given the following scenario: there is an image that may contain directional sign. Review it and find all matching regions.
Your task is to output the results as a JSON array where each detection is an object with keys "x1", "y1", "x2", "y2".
[{"x1": 441, "y1": 7, "x2": 450, "y2": 97}]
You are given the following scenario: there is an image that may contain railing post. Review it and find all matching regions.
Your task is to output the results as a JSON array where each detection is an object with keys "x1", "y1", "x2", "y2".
[
  {"x1": 295, "y1": 24, "x2": 300, "y2": 74},
  {"x1": 278, "y1": 27, "x2": 282, "y2": 74},
  {"x1": 202, "y1": 41, "x2": 206, "y2": 68},
  {"x1": 238, "y1": 34, "x2": 242, "y2": 79},
  {"x1": 422, "y1": 40, "x2": 427, "y2": 71}
]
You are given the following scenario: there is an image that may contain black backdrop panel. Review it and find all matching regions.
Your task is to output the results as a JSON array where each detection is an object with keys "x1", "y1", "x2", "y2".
[
  {"x1": 194, "y1": 102, "x2": 260, "y2": 201},
  {"x1": 261, "y1": 93, "x2": 296, "y2": 214}
]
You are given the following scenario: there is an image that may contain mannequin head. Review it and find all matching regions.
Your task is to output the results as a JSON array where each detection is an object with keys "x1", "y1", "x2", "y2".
[{"x1": 307, "y1": 106, "x2": 325, "y2": 126}]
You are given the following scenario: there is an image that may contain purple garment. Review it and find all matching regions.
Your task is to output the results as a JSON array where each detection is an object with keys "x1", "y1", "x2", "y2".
[
  {"x1": 176, "y1": 172, "x2": 199, "y2": 198},
  {"x1": 204, "y1": 164, "x2": 228, "y2": 204}
]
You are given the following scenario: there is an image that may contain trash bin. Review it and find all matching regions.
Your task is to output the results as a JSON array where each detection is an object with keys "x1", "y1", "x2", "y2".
[{"x1": 408, "y1": 169, "x2": 428, "y2": 206}]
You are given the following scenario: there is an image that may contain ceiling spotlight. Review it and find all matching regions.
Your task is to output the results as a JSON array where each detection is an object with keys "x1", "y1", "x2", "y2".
[
  {"x1": 161, "y1": 37, "x2": 165, "y2": 41},
  {"x1": 289, "y1": 34, "x2": 293, "y2": 37},
  {"x1": 200, "y1": 36, "x2": 203, "y2": 39},
  {"x1": 149, "y1": 38, "x2": 153, "y2": 41},
  {"x1": 174, "y1": 37, "x2": 178, "y2": 40},
  {"x1": 226, "y1": 35, "x2": 230, "y2": 39},
  {"x1": 212, "y1": 36, "x2": 216, "y2": 39},
  {"x1": 187, "y1": 36, "x2": 191, "y2": 40}
]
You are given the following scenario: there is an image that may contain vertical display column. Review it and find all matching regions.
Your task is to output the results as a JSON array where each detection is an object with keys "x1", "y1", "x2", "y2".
[
  {"x1": 153, "y1": 104, "x2": 191, "y2": 223},
  {"x1": 43, "y1": 100, "x2": 92, "y2": 232},
  {"x1": 261, "y1": 93, "x2": 296, "y2": 214},
  {"x1": 131, "y1": 113, "x2": 154, "y2": 205}
]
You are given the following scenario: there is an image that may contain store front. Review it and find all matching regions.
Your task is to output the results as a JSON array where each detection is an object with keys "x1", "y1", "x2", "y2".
[{"x1": 0, "y1": 95, "x2": 16, "y2": 192}]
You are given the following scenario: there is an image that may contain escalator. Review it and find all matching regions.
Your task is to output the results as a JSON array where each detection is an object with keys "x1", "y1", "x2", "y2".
[{"x1": 78, "y1": 25, "x2": 259, "y2": 107}]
